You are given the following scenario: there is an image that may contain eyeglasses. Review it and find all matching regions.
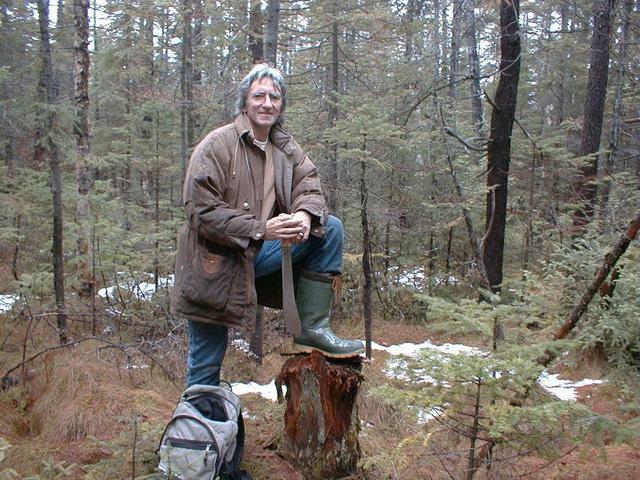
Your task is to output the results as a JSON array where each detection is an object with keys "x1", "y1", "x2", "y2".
[{"x1": 250, "y1": 90, "x2": 282, "y2": 104}]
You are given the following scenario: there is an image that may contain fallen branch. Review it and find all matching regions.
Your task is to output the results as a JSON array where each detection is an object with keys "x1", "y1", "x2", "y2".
[{"x1": 539, "y1": 209, "x2": 640, "y2": 366}]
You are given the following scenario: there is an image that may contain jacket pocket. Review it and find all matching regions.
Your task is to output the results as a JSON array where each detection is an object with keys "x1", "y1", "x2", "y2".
[{"x1": 181, "y1": 246, "x2": 237, "y2": 311}]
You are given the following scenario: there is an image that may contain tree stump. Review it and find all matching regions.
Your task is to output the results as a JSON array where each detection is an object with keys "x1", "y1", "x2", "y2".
[{"x1": 275, "y1": 350, "x2": 364, "y2": 479}]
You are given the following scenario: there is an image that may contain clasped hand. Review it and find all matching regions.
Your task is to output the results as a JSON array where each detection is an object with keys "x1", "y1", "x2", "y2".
[{"x1": 265, "y1": 211, "x2": 311, "y2": 244}]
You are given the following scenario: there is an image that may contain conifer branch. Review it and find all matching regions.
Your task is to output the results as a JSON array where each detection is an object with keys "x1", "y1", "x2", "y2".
[{"x1": 538, "y1": 209, "x2": 640, "y2": 366}]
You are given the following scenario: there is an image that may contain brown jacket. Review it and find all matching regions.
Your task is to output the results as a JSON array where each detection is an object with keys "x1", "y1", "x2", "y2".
[{"x1": 171, "y1": 114, "x2": 328, "y2": 331}]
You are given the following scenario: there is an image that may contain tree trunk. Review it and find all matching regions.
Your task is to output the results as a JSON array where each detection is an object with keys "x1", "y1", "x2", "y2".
[
  {"x1": 180, "y1": 0, "x2": 194, "y2": 194},
  {"x1": 601, "y1": 0, "x2": 632, "y2": 216},
  {"x1": 572, "y1": 0, "x2": 615, "y2": 231},
  {"x1": 92, "y1": 0, "x2": 100, "y2": 122},
  {"x1": 404, "y1": 0, "x2": 417, "y2": 58},
  {"x1": 154, "y1": 111, "x2": 161, "y2": 291},
  {"x1": 466, "y1": 0, "x2": 483, "y2": 138},
  {"x1": 37, "y1": 0, "x2": 67, "y2": 344},
  {"x1": 158, "y1": 7, "x2": 168, "y2": 81},
  {"x1": 522, "y1": 148, "x2": 538, "y2": 271},
  {"x1": 360, "y1": 151, "x2": 373, "y2": 359},
  {"x1": 433, "y1": 0, "x2": 442, "y2": 83},
  {"x1": 56, "y1": 0, "x2": 65, "y2": 28},
  {"x1": 465, "y1": 380, "x2": 483, "y2": 480},
  {"x1": 73, "y1": 0, "x2": 94, "y2": 297},
  {"x1": 555, "y1": 3, "x2": 570, "y2": 126},
  {"x1": 11, "y1": 214, "x2": 21, "y2": 281},
  {"x1": 264, "y1": 0, "x2": 280, "y2": 65},
  {"x1": 483, "y1": 0, "x2": 521, "y2": 294},
  {"x1": 248, "y1": 0, "x2": 263, "y2": 63},
  {"x1": 326, "y1": 0, "x2": 340, "y2": 212},
  {"x1": 448, "y1": 0, "x2": 463, "y2": 101},
  {"x1": 276, "y1": 351, "x2": 363, "y2": 479}
]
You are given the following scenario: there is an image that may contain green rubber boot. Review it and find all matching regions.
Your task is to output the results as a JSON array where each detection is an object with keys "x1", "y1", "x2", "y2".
[{"x1": 292, "y1": 271, "x2": 364, "y2": 358}]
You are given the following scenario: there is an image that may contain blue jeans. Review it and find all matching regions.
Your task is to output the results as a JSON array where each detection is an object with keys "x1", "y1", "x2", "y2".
[{"x1": 187, "y1": 215, "x2": 344, "y2": 386}]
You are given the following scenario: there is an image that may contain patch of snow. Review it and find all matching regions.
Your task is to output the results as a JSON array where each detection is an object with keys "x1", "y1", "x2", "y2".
[
  {"x1": 98, "y1": 275, "x2": 174, "y2": 301},
  {"x1": 0, "y1": 294, "x2": 18, "y2": 313},
  {"x1": 231, "y1": 380, "x2": 284, "y2": 402},
  {"x1": 231, "y1": 335, "x2": 259, "y2": 361},
  {"x1": 398, "y1": 267, "x2": 426, "y2": 289},
  {"x1": 230, "y1": 341, "x2": 604, "y2": 406},
  {"x1": 232, "y1": 336, "x2": 252, "y2": 354},
  {"x1": 537, "y1": 372, "x2": 605, "y2": 401},
  {"x1": 387, "y1": 266, "x2": 460, "y2": 291},
  {"x1": 385, "y1": 357, "x2": 438, "y2": 384},
  {"x1": 125, "y1": 363, "x2": 149, "y2": 371},
  {"x1": 416, "y1": 406, "x2": 445, "y2": 424},
  {"x1": 372, "y1": 340, "x2": 482, "y2": 357},
  {"x1": 377, "y1": 340, "x2": 481, "y2": 384},
  {"x1": 242, "y1": 409, "x2": 258, "y2": 421},
  {"x1": 432, "y1": 274, "x2": 460, "y2": 286}
]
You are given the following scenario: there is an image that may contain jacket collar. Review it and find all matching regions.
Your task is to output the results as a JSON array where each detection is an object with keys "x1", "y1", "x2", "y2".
[{"x1": 234, "y1": 113, "x2": 293, "y2": 152}]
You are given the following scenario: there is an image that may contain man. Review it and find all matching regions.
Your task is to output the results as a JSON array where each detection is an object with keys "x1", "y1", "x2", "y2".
[{"x1": 171, "y1": 64, "x2": 364, "y2": 387}]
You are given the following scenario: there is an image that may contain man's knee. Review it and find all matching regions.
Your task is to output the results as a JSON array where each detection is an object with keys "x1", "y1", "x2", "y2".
[{"x1": 324, "y1": 215, "x2": 344, "y2": 246}]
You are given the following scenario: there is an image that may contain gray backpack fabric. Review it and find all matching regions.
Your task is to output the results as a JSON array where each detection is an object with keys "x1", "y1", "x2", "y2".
[{"x1": 158, "y1": 384, "x2": 245, "y2": 480}]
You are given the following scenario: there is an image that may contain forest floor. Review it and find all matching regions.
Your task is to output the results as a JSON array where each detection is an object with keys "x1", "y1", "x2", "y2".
[{"x1": 1, "y1": 301, "x2": 639, "y2": 479}]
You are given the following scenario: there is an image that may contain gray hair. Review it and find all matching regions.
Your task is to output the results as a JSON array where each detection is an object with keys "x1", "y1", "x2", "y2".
[{"x1": 235, "y1": 64, "x2": 287, "y2": 120}]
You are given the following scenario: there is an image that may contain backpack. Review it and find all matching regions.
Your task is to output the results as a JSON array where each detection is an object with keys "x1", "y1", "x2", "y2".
[{"x1": 158, "y1": 384, "x2": 252, "y2": 480}]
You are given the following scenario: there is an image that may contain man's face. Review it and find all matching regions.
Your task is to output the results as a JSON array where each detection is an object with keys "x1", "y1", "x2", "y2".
[{"x1": 244, "y1": 77, "x2": 282, "y2": 137}]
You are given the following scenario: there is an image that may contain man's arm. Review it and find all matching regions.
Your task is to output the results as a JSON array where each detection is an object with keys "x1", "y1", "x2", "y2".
[
  {"x1": 185, "y1": 140, "x2": 265, "y2": 250},
  {"x1": 290, "y1": 152, "x2": 328, "y2": 229}
]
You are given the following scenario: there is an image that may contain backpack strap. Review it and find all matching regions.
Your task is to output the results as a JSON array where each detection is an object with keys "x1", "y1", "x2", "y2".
[{"x1": 219, "y1": 411, "x2": 250, "y2": 479}]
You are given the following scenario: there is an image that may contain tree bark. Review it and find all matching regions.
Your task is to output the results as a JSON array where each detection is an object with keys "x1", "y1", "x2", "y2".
[
  {"x1": 264, "y1": 0, "x2": 280, "y2": 65},
  {"x1": 92, "y1": 0, "x2": 100, "y2": 121},
  {"x1": 554, "y1": 3, "x2": 570, "y2": 126},
  {"x1": 448, "y1": 0, "x2": 463, "y2": 101},
  {"x1": 180, "y1": 0, "x2": 194, "y2": 193},
  {"x1": 572, "y1": 0, "x2": 615, "y2": 231},
  {"x1": 248, "y1": 0, "x2": 264, "y2": 63},
  {"x1": 36, "y1": 0, "x2": 67, "y2": 344},
  {"x1": 360, "y1": 149, "x2": 373, "y2": 359},
  {"x1": 154, "y1": 111, "x2": 161, "y2": 291},
  {"x1": 466, "y1": 0, "x2": 483, "y2": 138},
  {"x1": 522, "y1": 149, "x2": 538, "y2": 271},
  {"x1": 601, "y1": 0, "x2": 632, "y2": 215},
  {"x1": 276, "y1": 351, "x2": 363, "y2": 479},
  {"x1": 56, "y1": 0, "x2": 65, "y2": 28},
  {"x1": 326, "y1": 0, "x2": 340, "y2": 213},
  {"x1": 483, "y1": 0, "x2": 521, "y2": 293},
  {"x1": 73, "y1": 0, "x2": 94, "y2": 297},
  {"x1": 403, "y1": 0, "x2": 417, "y2": 58}
]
